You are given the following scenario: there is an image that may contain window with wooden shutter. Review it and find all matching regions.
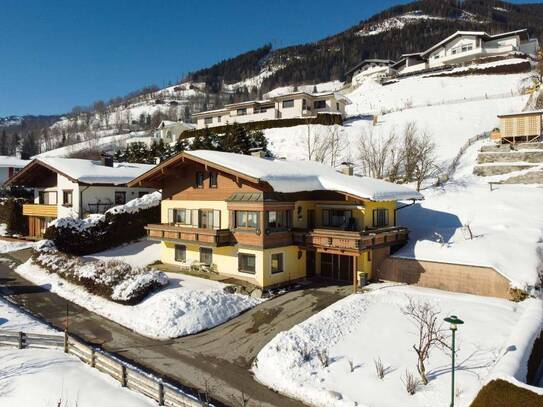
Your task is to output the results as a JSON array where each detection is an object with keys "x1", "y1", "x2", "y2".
[
  {"x1": 192, "y1": 209, "x2": 199, "y2": 228},
  {"x1": 213, "y1": 210, "x2": 221, "y2": 229}
]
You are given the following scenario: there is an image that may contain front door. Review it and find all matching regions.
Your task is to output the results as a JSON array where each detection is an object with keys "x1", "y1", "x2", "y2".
[{"x1": 320, "y1": 253, "x2": 353, "y2": 282}]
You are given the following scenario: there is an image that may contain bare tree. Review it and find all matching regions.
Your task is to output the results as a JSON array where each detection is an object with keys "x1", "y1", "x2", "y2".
[
  {"x1": 304, "y1": 121, "x2": 329, "y2": 163},
  {"x1": 401, "y1": 298, "x2": 450, "y2": 385},
  {"x1": 412, "y1": 131, "x2": 440, "y2": 191},
  {"x1": 326, "y1": 125, "x2": 346, "y2": 168},
  {"x1": 358, "y1": 126, "x2": 397, "y2": 179}
]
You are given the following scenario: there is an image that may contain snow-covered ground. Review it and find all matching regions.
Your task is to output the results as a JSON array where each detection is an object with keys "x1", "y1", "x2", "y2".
[
  {"x1": 254, "y1": 284, "x2": 543, "y2": 407},
  {"x1": 15, "y1": 240, "x2": 261, "y2": 339},
  {"x1": 395, "y1": 139, "x2": 543, "y2": 290},
  {"x1": 0, "y1": 238, "x2": 36, "y2": 253},
  {"x1": 0, "y1": 298, "x2": 153, "y2": 407}
]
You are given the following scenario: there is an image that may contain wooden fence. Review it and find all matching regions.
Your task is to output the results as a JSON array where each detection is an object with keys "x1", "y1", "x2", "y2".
[
  {"x1": 439, "y1": 131, "x2": 489, "y2": 184},
  {"x1": 0, "y1": 329, "x2": 208, "y2": 407}
]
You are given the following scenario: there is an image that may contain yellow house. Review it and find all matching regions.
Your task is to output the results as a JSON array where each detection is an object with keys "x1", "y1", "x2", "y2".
[{"x1": 128, "y1": 150, "x2": 423, "y2": 289}]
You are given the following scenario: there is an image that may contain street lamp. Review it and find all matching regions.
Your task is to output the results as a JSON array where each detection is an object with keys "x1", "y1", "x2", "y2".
[{"x1": 444, "y1": 315, "x2": 464, "y2": 407}]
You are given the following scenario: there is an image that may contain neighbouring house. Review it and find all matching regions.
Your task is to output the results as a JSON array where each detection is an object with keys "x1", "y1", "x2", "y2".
[
  {"x1": 392, "y1": 29, "x2": 540, "y2": 76},
  {"x1": 345, "y1": 59, "x2": 396, "y2": 86},
  {"x1": 4, "y1": 157, "x2": 156, "y2": 237},
  {"x1": 0, "y1": 156, "x2": 30, "y2": 184},
  {"x1": 192, "y1": 92, "x2": 351, "y2": 129},
  {"x1": 126, "y1": 120, "x2": 196, "y2": 147},
  {"x1": 497, "y1": 110, "x2": 543, "y2": 144},
  {"x1": 128, "y1": 150, "x2": 423, "y2": 289}
]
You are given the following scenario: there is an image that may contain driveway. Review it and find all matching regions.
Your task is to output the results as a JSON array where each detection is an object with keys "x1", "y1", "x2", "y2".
[{"x1": 0, "y1": 250, "x2": 351, "y2": 407}]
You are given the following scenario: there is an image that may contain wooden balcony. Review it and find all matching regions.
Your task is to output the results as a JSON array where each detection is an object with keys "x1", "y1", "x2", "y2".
[
  {"x1": 22, "y1": 204, "x2": 58, "y2": 218},
  {"x1": 292, "y1": 226, "x2": 409, "y2": 254},
  {"x1": 145, "y1": 224, "x2": 232, "y2": 247}
]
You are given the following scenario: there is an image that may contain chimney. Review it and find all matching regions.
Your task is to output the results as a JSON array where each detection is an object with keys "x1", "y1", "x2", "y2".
[
  {"x1": 340, "y1": 162, "x2": 354, "y2": 176},
  {"x1": 101, "y1": 155, "x2": 114, "y2": 167}
]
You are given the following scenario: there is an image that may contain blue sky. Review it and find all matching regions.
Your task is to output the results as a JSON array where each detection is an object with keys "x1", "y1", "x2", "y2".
[{"x1": 0, "y1": 0, "x2": 537, "y2": 116}]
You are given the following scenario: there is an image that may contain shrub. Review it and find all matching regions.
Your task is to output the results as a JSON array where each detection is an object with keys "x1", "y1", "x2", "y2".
[
  {"x1": 470, "y1": 379, "x2": 543, "y2": 407},
  {"x1": 33, "y1": 240, "x2": 168, "y2": 305},
  {"x1": 44, "y1": 192, "x2": 161, "y2": 256},
  {"x1": 509, "y1": 288, "x2": 529, "y2": 302},
  {"x1": 0, "y1": 197, "x2": 29, "y2": 235}
]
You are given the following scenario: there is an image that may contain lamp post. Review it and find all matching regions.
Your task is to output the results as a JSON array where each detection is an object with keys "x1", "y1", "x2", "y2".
[{"x1": 444, "y1": 315, "x2": 464, "y2": 407}]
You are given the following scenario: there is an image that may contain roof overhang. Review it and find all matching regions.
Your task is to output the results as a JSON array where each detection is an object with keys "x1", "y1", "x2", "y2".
[{"x1": 3, "y1": 159, "x2": 77, "y2": 187}]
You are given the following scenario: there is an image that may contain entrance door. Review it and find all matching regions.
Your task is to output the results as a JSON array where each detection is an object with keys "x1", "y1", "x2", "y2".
[
  {"x1": 306, "y1": 250, "x2": 316, "y2": 278},
  {"x1": 319, "y1": 253, "x2": 353, "y2": 282}
]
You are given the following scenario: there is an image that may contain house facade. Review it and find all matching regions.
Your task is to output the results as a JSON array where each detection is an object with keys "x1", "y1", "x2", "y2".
[
  {"x1": 346, "y1": 59, "x2": 396, "y2": 86},
  {"x1": 129, "y1": 150, "x2": 423, "y2": 289},
  {"x1": 192, "y1": 92, "x2": 350, "y2": 129},
  {"x1": 0, "y1": 156, "x2": 30, "y2": 184},
  {"x1": 393, "y1": 29, "x2": 539, "y2": 76},
  {"x1": 4, "y1": 157, "x2": 155, "y2": 237},
  {"x1": 497, "y1": 110, "x2": 543, "y2": 144},
  {"x1": 126, "y1": 120, "x2": 195, "y2": 147}
]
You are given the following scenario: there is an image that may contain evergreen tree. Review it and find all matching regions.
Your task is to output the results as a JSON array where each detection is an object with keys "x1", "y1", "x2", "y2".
[{"x1": 0, "y1": 130, "x2": 8, "y2": 155}]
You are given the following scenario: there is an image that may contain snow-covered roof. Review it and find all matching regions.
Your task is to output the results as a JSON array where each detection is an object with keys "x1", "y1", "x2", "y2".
[
  {"x1": 8, "y1": 157, "x2": 155, "y2": 186},
  {"x1": 497, "y1": 109, "x2": 543, "y2": 118},
  {"x1": 346, "y1": 59, "x2": 396, "y2": 76},
  {"x1": 184, "y1": 150, "x2": 423, "y2": 201},
  {"x1": 0, "y1": 156, "x2": 30, "y2": 168}
]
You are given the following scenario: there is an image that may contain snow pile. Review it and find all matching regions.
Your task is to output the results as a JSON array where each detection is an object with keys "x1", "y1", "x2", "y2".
[
  {"x1": 254, "y1": 285, "x2": 538, "y2": 407},
  {"x1": 33, "y1": 240, "x2": 167, "y2": 304},
  {"x1": 0, "y1": 238, "x2": 36, "y2": 253},
  {"x1": 107, "y1": 191, "x2": 161, "y2": 215},
  {"x1": 395, "y1": 139, "x2": 543, "y2": 289},
  {"x1": 16, "y1": 258, "x2": 261, "y2": 339},
  {"x1": 186, "y1": 150, "x2": 423, "y2": 201},
  {"x1": 0, "y1": 299, "x2": 154, "y2": 407}
]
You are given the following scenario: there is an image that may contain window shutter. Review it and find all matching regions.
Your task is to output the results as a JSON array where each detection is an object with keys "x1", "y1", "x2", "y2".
[
  {"x1": 192, "y1": 209, "x2": 199, "y2": 228},
  {"x1": 168, "y1": 208, "x2": 174, "y2": 224},
  {"x1": 213, "y1": 210, "x2": 221, "y2": 230},
  {"x1": 186, "y1": 209, "x2": 191, "y2": 225}
]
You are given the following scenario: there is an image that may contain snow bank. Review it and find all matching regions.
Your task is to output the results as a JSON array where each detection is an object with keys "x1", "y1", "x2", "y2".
[
  {"x1": 254, "y1": 285, "x2": 533, "y2": 407},
  {"x1": 0, "y1": 239, "x2": 36, "y2": 253},
  {"x1": 16, "y1": 260, "x2": 261, "y2": 339}
]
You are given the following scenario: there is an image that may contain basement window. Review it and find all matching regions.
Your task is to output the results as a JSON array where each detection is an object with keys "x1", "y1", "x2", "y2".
[{"x1": 238, "y1": 253, "x2": 256, "y2": 274}]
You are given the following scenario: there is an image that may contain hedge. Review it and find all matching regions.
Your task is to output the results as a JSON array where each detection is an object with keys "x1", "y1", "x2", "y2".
[
  {"x1": 44, "y1": 204, "x2": 160, "y2": 256},
  {"x1": 428, "y1": 60, "x2": 531, "y2": 78},
  {"x1": 470, "y1": 379, "x2": 543, "y2": 407},
  {"x1": 0, "y1": 198, "x2": 28, "y2": 236},
  {"x1": 181, "y1": 112, "x2": 343, "y2": 139}
]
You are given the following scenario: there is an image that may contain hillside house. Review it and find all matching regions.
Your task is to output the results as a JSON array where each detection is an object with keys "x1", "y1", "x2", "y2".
[
  {"x1": 4, "y1": 157, "x2": 155, "y2": 237},
  {"x1": 192, "y1": 92, "x2": 351, "y2": 129},
  {"x1": 497, "y1": 110, "x2": 543, "y2": 144},
  {"x1": 346, "y1": 59, "x2": 396, "y2": 86},
  {"x1": 126, "y1": 120, "x2": 196, "y2": 147},
  {"x1": 129, "y1": 150, "x2": 423, "y2": 289},
  {"x1": 393, "y1": 29, "x2": 540, "y2": 76},
  {"x1": 0, "y1": 156, "x2": 30, "y2": 184}
]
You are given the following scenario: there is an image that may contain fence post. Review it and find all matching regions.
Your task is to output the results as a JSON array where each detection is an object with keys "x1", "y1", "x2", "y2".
[
  {"x1": 18, "y1": 331, "x2": 24, "y2": 349},
  {"x1": 64, "y1": 330, "x2": 68, "y2": 353},
  {"x1": 158, "y1": 382, "x2": 164, "y2": 406},
  {"x1": 121, "y1": 365, "x2": 127, "y2": 387}
]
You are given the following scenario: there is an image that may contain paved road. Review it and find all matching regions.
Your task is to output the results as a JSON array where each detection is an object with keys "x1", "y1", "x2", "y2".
[{"x1": 0, "y1": 250, "x2": 351, "y2": 407}]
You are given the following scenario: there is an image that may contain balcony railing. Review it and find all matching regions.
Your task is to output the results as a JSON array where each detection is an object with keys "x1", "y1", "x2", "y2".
[
  {"x1": 145, "y1": 224, "x2": 232, "y2": 247},
  {"x1": 22, "y1": 204, "x2": 58, "y2": 218},
  {"x1": 292, "y1": 226, "x2": 409, "y2": 253}
]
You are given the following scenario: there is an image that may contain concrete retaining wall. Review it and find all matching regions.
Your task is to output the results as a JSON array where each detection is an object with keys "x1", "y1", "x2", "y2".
[
  {"x1": 473, "y1": 164, "x2": 537, "y2": 176},
  {"x1": 477, "y1": 151, "x2": 543, "y2": 164},
  {"x1": 377, "y1": 257, "x2": 511, "y2": 299}
]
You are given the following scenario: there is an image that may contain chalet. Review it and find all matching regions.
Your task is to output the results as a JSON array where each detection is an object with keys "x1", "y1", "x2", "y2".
[
  {"x1": 191, "y1": 91, "x2": 351, "y2": 129},
  {"x1": 346, "y1": 59, "x2": 396, "y2": 86},
  {"x1": 4, "y1": 157, "x2": 155, "y2": 237},
  {"x1": 393, "y1": 29, "x2": 539, "y2": 76},
  {"x1": 129, "y1": 150, "x2": 423, "y2": 289},
  {"x1": 126, "y1": 120, "x2": 196, "y2": 147},
  {"x1": 0, "y1": 156, "x2": 30, "y2": 184},
  {"x1": 497, "y1": 110, "x2": 543, "y2": 144}
]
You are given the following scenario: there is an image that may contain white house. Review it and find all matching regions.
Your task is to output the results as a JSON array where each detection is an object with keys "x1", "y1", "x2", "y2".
[
  {"x1": 393, "y1": 29, "x2": 540, "y2": 76},
  {"x1": 126, "y1": 120, "x2": 196, "y2": 147},
  {"x1": 4, "y1": 157, "x2": 155, "y2": 237},
  {"x1": 192, "y1": 91, "x2": 351, "y2": 129},
  {"x1": 346, "y1": 59, "x2": 396, "y2": 86},
  {"x1": 0, "y1": 156, "x2": 30, "y2": 184}
]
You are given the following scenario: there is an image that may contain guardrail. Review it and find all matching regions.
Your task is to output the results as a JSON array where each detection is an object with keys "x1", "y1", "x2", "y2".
[{"x1": 0, "y1": 329, "x2": 208, "y2": 407}]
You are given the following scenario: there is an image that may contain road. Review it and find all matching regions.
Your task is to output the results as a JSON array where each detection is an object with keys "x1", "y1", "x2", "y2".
[{"x1": 0, "y1": 250, "x2": 351, "y2": 407}]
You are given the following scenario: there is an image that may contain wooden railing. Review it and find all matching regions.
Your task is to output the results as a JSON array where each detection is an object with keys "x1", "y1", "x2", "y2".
[
  {"x1": 0, "y1": 329, "x2": 207, "y2": 407},
  {"x1": 22, "y1": 204, "x2": 58, "y2": 218},
  {"x1": 146, "y1": 224, "x2": 232, "y2": 247},
  {"x1": 292, "y1": 226, "x2": 409, "y2": 253}
]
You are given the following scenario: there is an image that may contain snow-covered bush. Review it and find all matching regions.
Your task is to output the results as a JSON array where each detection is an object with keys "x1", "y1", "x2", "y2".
[
  {"x1": 33, "y1": 240, "x2": 168, "y2": 304},
  {"x1": 45, "y1": 192, "x2": 161, "y2": 255}
]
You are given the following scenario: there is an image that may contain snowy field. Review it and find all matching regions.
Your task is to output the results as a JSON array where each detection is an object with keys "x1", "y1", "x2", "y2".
[
  {"x1": 16, "y1": 241, "x2": 261, "y2": 339},
  {"x1": 395, "y1": 139, "x2": 543, "y2": 290},
  {"x1": 254, "y1": 284, "x2": 543, "y2": 407},
  {"x1": 0, "y1": 299, "x2": 153, "y2": 407}
]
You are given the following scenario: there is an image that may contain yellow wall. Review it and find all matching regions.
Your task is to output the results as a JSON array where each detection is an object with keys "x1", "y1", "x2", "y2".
[{"x1": 262, "y1": 246, "x2": 306, "y2": 287}]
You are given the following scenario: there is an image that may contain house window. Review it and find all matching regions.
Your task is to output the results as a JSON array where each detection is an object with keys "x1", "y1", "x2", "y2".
[
  {"x1": 175, "y1": 245, "x2": 186, "y2": 262},
  {"x1": 204, "y1": 117, "x2": 213, "y2": 124},
  {"x1": 195, "y1": 171, "x2": 204, "y2": 188},
  {"x1": 336, "y1": 102, "x2": 340, "y2": 110},
  {"x1": 314, "y1": 100, "x2": 326, "y2": 109},
  {"x1": 209, "y1": 171, "x2": 218, "y2": 188},
  {"x1": 62, "y1": 190, "x2": 73, "y2": 207},
  {"x1": 115, "y1": 191, "x2": 126, "y2": 205},
  {"x1": 238, "y1": 253, "x2": 256, "y2": 274},
  {"x1": 322, "y1": 209, "x2": 352, "y2": 228},
  {"x1": 266, "y1": 210, "x2": 291, "y2": 229},
  {"x1": 302, "y1": 99, "x2": 307, "y2": 110},
  {"x1": 461, "y1": 44, "x2": 473, "y2": 53},
  {"x1": 271, "y1": 253, "x2": 284, "y2": 274},
  {"x1": 237, "y1": 108, "x2": 247, "y2": 116},
  {"x1": 38, "y1": 191, "x2": 57, "y2": 205},
  {"x1": 235, "y1": 211, "x2": 259, "y2": 229},
  {"x1": 217, "y1": 116, "x2": 221, "y2": 122},
  {"x1": 282, "y1": 99, "x2": 294, "y2": 108},
  {"x1": 174, "y1": 208, "x2": 192, "y2": 225},
  {"x1": 373, "y1": 208, "x2": 389, "y2": 228},
  {"x1": 200, "y1": 247, "x2": 213, "y2": 265}
]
